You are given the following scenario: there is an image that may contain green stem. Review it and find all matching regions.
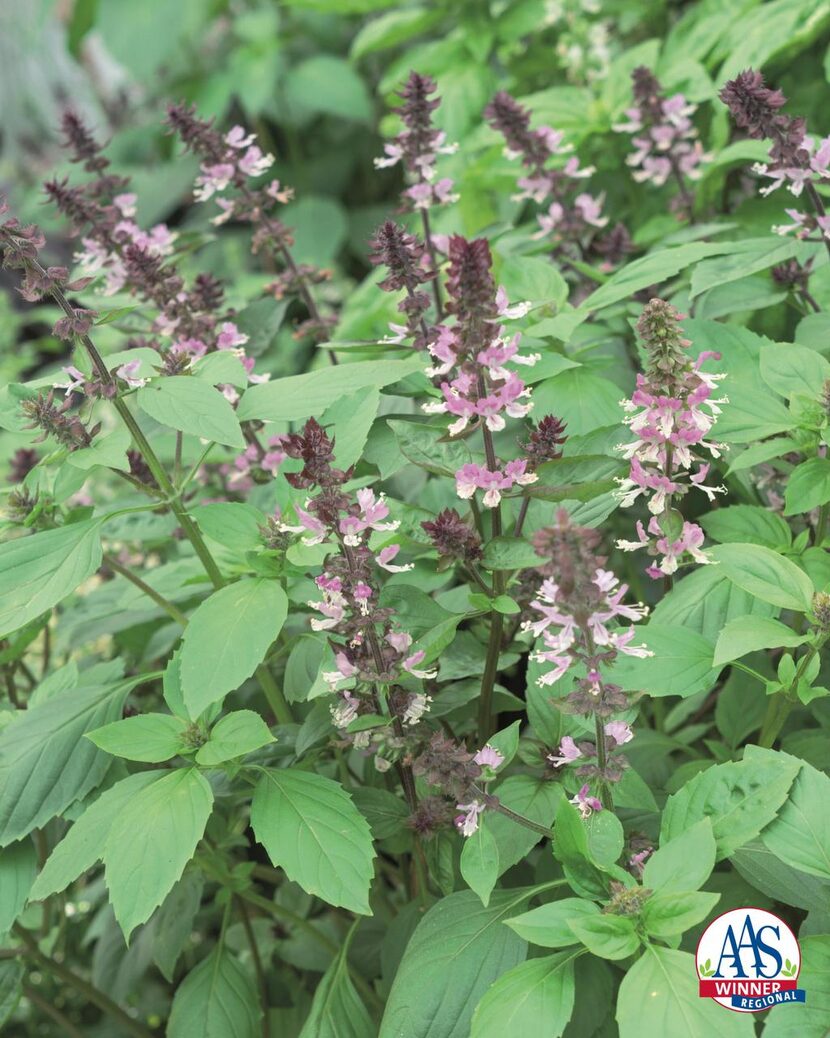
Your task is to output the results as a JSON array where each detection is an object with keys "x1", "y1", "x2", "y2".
[
  {"x1": 104, "y1": 555, "x2": 190, "y2": 626},
  {"x1": 478, "y1": 418, "x2": 505, "y2": 742},
  {"x1": 473, "y1": 785, "x2": 554, "y2": 839},
  {"x1": 15, "y1": 926, "x2": 155, "y2": 1038},
  {"x1": 758, "y1": 636, "x2": 826, "y2": 748},
  {"x1": 594, "y1": 713, "x2": 613, "y2": 810},
  {"x1": 236, "y1": 897, "x2": 270, "y2": 1038},
  {"x1": 255, "y1": 663, "x2": 293, "y2": 725},
  {"x1": 23, "y1": 985, "x2": 85, "y2": 1038}
]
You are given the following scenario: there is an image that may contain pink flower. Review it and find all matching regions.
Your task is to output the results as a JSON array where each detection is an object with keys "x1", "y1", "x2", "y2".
[
  {"x1": 402, "y1": 693, "x2": 432, "y2": 725},
  {"x1": 402, "y1": 650, "x2": 437, "y2": 680},
  {"x1": 474, "y1": 745, "x2": 504, "y2": 769},
  {"x1": 604, "y1": 720, "x2": 634, "y2": 746},
  {"x1": 217, "y1": 322, "x2": 249, "y2": 351},
  {"x1": 225, "y1": 126, "x2": 256, "y2": 149},
  {"x1": 376, "y1": 544, "x2": 413, "y2": 572},
  {"x1": 570, "y1": 784, "x2": 603, "y2": 819},
  {"x1": 547, "y1": 736, "x2": 582, "y2": 767},
  {"x1": 55, "y1": 365, "x2": 86, "y2": 395},
  {"x1": 238, "y1": 145, "x2": 273, "y2": 177},
  {"x1": 115, "y1": 360, "x2": 147, "y2": 389},
  {"x1": 455, "y1": 800, "x2": 486, "y2": 837}
]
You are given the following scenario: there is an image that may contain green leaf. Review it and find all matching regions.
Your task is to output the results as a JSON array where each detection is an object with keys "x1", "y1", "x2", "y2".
[
  {"x1": 531, "y1": 369, "x2": 622, "y2": 436},
  {"x1": 611, "y1": 624, "x2": 719, "y2": 698},
  {"x1": 701, "y1": 505, "x2": 792, "y2": 550},
  {"x1": 0, "y1": 840, "x2": 37, "y2": 933},
  {"x1": 29, "y1": 772, "x2": 162, "y2": 901},
  {"x1": 180, "y1": 579, "x2": 288, "y2": 717},
  {"x1": 104, "y1": 768, "x2": 214, "y2": 940},
  {"x1": 388, "y1": 419, "x2": 471, "y2": 476},
  {"x1": 713, "y1": 616, "x2": 809, "y2": 667},
  {"x1": 192, "y1": 503, "x2": 266, "y2": 552},
  {"x1": 505, "y1": 898, "x2": 601, "y2": 948},
  {"x1": 137, "y1": 377, "x2": 245, "y2": 448},
  {"x1": 0, "y1": 960, "x2": 22, "y2": 1027},
  {"x1": 350, "y1": 7, "x2": 443, "y2": 59},
  {"x1": 86, "y1": 713, "x2": 188, "y2": 763},
  {"x1": 195, "y1": 710, "x2": 275, "y2": 765},
  {"x1": 238, "y1": 359, "x2": 422, "y2": 422},
  {"x1": 575, "y1": 241, "x2": 735, "y2": 314},
  {"x1": 760, "y1": 343, "x2": 830, "y2": 400},
  {"x1": 651, "y1": 567, "x2": 777, "y2": 642},
  {"x1": 616, "y1": 947, "x2": 755, "y2": 1038},
  {"x1": 286, "y1": 56, "x2": 372, "y2": 124},
  {"x1": 0, "y1": 519, "x2": 103, "y2": 637},
  {"x1": 568, "y1": 914, "x2": 639, "y2": 960},
  {"x1": 0, "y1": 677, "x2": 139, "y2": 846},
  {"x1": 641, "y1": 890, "x2": 720, "y2": 938},
  {"x1": 642, "y1": 819, "x2": 717, "y2": 894},
  {"x1": 784, "y1": 457, "x2": 830, "y2": 516},
  {"x1": 66, "y1": 425, "x2": 132, "y2": 472},
  {"x1": 298, "y1": 925, "x2": 374, "y2": 1038},
  {"x1": 152, "y1": 872, "x2": 204, "y2": 983},
  {"x1": 168, "y1": 946, "x2": 261, "y2": 1038},
  {"x1": 690, "y1": 237, "x2": 805, "y2": 298},
  {"x1": 764, "y1": 935, "x2": 830, "y2": 1038},
  {"x1": 731, "y1": 839, "x2": 830, "y2": 913},
  {"x1": 460, "y1": 818, "x2": 500, "y2": 906},
  {"x1": 191, "y1": 351, "x2": 250, "y2": 388},
  {"x1": 251, "y1": 769, "x2": 375, "y2": 914},
  {"x1": 708, "y1": 543, "x2": 814, "y2": 612},
  {"x1": 553, "y1": 799, "x2": 613, "y2": 901},
  {"x1": 481, "y1": 537, "x2": 544, "y2": 570},
  {"x1": 498, "y1": 255, "x2": 569, "y2": 308},
  {"x1": 320, "y1": 387, "x2": 380, "y2": 470},
  {"x1": 760, "y1": 758, "x2": 830, "y2": 881},
  {"x1": 379, "y1": 889, "x2": 529, "y2": 1038},
  {"x1": 661, "y1": 755, "x2": 801, "y2": 859},
  {"x1": 486, "y1": 776, "x2": 561, "y2": 877},
  {"x1": 470, "y1": 950, "x2": 577, "y2": 1038}
]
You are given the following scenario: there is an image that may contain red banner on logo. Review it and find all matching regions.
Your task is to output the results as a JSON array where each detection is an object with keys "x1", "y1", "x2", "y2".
[{"x1": 699, "y1": 979, "x2": 798, "y2": 997}]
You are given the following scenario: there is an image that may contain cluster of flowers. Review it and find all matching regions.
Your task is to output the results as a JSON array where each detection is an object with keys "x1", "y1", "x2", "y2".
[
  {"x1": 273, "y1": 419, "x2": 434, "y2": 750},
  {"x1": 167, "y1": 103, "x2": 335, "y2": 343},
  {"x1": 615, "y1": 299, "x2": 726, "y2": 578},
  {"x1": 411, "y1": 732, "x2": 505, "y2": 837},
  {"x1": 523, "y1": 510, "x2": 650, "y2": 815},
  {"x1": 614, "y1": 67, "x2": 709, "y2": 206},
  {"x1": 418, "y1": 235, "x2": 541, "y2": 508},
  {"x1": 374, "y1": 71, "x2": 458, "y2": 213},
  {"x1": 46, "y1": 111, "x2": 270, "y2": 407},
  {"x1": 485, "y1": 90, "x2": 631, "y2": 271},
  {"x1": 544, "y1": 0, "x2": 613, "y2": 85},
  {"x1": 720, "y1": 68, "x2": 830, "y2": 240}
]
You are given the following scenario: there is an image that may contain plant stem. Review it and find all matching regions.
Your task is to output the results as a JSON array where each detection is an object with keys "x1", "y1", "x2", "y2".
[
  {"x1": 23, "y1": 985, "x2": 85, "y2": 1038},
  {"x1": 236, "y1": 897, "x2": 270, "y2": 1038},
  {"x1": 104, "y1": 555, "x2": 190, "y2": 626},
  {"x1": 594, "y1": 713, "x2": 613, "y2": 810},
  {"x1": 478, "y1": 418, "x2": 505, "y2": 741},
  {"x1": 15, "y1": 926, "x2": 155, "y2": 1038},
  {"x1": 254, "y1": 663, "x2": 294, "y2": 725},
  {"x1": 815, "y1": 501, "x2": 828, "y2": 547},
  {"x1": 420, "y1": 208, "x2": 444, "y2": 319},
  {"x1": 513, "y1": 495, "x2": 531, "y2": 538},
  {"x1": 758, "y1": 636, "x2": 826, "y2": 747},
  {"x1": 475, "y1": 789, "x2": 554, "y2": 839}
]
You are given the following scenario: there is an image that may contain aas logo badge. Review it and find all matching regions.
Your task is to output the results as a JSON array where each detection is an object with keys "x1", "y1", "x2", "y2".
[{"x1": 697, "y1": 907, "x2": 807, "y2": 1012}]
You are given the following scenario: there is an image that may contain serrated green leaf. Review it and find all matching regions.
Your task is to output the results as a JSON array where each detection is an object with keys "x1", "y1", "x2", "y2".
[
  {"x1": 104, "y1": 768, "x2": 213, "y2": 940},
  {"x1": 195, "y1": 710, "x2": 275, "y2": 765},
  {"x1": 137, "y1": 377, "x2": 245, "y2": 448},
  {"x1": 180, "y1": 579, "x2": 287, "y2": 717},
  {"x1": 86, "y1": 712, "x2": 188, "y2": 762},
  {"x1": 251, "y1": 769, "x2": 375, "y2": 914},
  {"x1": 29, "y1": 771, "x2": 162, "y2": 901},
  {"x1": 0, "y1": 519, "x2": 103, "y2": 637},
  {"x1": 168, "y1": 945, "x2": 261, "y2": 1038}
]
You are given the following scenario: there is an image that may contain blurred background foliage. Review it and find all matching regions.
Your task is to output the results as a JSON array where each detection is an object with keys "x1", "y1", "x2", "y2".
[{"x1": 2, "y1": 0, "x2": 830, "y2": 433}]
